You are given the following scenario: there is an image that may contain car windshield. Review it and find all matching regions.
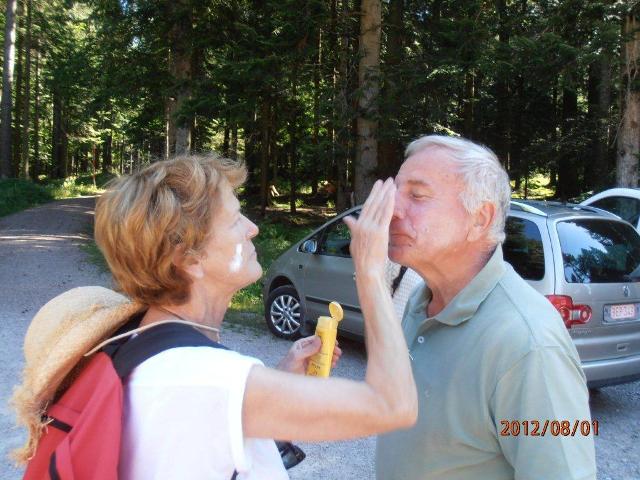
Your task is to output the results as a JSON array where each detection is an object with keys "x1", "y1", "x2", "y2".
[{"x1": 557, "y1": 219, "x2": 640, "y2": 283}]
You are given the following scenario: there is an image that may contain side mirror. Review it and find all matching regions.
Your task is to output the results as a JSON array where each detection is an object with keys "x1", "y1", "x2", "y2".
[{"x1": 301, "y1": 239, "x2": 318, "y2": 254}]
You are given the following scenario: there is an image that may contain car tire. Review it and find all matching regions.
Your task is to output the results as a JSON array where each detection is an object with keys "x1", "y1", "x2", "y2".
[{"x1": 265, "y1": 285, "x2": 305, "y2": 340}]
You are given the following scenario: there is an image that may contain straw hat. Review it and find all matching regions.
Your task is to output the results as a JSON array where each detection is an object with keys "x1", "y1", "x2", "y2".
[{"x1": 11, "y1": 286, "x2": 145, "y2": 463}]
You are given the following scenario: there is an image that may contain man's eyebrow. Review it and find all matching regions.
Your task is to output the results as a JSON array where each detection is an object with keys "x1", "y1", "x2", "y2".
[{"x1": 405, "y1": 179, "x2": 432, "y2": 188}]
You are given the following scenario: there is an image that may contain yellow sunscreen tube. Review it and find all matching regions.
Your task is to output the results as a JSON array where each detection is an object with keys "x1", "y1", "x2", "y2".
[{"x1": 306, "y1": 301, "x2": 343, "y2": 377}]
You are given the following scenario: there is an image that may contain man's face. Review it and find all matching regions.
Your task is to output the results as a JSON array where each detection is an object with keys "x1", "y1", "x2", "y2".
[{"x1": 389, "y1": 147, "x2": 474, "y2": 271}]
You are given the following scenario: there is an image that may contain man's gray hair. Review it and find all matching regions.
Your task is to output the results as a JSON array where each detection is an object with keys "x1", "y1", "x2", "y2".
[{"x1": 405, "y1": 135, "x2": 511, "y2": 244}]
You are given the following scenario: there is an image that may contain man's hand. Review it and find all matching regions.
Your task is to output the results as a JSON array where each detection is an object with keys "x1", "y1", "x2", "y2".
[
  {"x1": 277, "y1": 335, "x2": 343, "y2": 375},
  {"x1": 343, "y1": 178, "x2": 396, "y2": 280}
]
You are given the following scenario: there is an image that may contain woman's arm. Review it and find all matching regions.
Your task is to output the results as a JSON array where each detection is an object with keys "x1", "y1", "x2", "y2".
[{"x1": 243, "y1": 179, "x2": 418, "y2": 441}]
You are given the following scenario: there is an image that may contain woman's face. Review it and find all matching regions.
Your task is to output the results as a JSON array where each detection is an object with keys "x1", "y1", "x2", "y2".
[{"x1": 190, "y1": 182, "x2": 261, "y2": 293}]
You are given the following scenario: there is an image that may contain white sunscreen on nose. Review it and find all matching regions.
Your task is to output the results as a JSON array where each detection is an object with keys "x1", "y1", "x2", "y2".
[{"x1": 230, "y1": 244, "x2": 243, "y2": 272}]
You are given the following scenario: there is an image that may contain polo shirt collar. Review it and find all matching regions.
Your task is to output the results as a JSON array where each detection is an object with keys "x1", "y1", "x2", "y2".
[{"x1": 410, "y1": 245, "x2": 506, "y2": 331}]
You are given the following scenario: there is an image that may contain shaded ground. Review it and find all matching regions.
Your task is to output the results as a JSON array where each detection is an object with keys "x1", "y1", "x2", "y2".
[{"x1": 1, "y1": 197, "x2": 638, "y2": 479}]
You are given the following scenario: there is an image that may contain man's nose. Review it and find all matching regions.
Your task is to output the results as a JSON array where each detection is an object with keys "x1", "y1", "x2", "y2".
[
  {"x1": 248, "y1": 220, "x2": 259, "y2": 239},
  {"x1": 392, "y1": 191, "x2": 405, "y2": 220}
]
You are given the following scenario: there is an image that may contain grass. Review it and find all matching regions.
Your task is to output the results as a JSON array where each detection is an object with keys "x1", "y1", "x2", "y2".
[
  {"x1": 0, "y1": 172, "x2": 115, "y2": 218},
  {"x1": 0, "y1": 179, "x2": 55, "y2": 217},
  {"x1": 511, "y1": 173, "x2": 556, "y2": 200},
  {"x1": 79, "y1": 240, "x2": 110, "y2": 272}
]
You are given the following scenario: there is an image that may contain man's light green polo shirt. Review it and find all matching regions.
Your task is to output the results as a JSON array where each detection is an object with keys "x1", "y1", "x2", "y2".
[{"x1": 376, "y1": 246, "x2": 596, "y2": 480}]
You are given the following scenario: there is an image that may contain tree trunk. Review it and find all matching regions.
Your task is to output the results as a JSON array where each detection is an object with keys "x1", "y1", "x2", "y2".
[
  {"x1": 231, "y1": 122, "x2": 238, "y2": 160},
  {"x1": 167, "y1": 0, "x2": 193, "y2": 156},
  {"x1": 335, "y1": 0, "x2": 350, "y2": 211},
  {"x1": 289, "y1": 65, "x2": 300, "y2": 214},
  {"x1": 463, "y1": 71, "x2": 474, "y2": 139},
  {"x1": 378, "y1": 0, "x2": 404, "y2": 179},
  {"x1": 80, "y1": 144, "x2": 88, "y2": 172},
  {"x1": 92, "y1": 144, "x2": 99, "y2": 181},
  {"x1": 165, "y1": 100, "x2": 175, "y2": 159},
  {"x1": 557, "y1": 75, "x2": 580, "y2": 199},
  {"x1": 495, "y1": 0, "x2": 511, "y2": 168},
  {"x1": 354, "y1": 0, "x2": 381, "y2": 204},
  {"x1": 223, "y1": 111, "x2": 230, "y2": 156},
  {"x1": 311, "y1": 27, "x2": 321, "y2": 196},
  {"x1": 0, "y1": 0, "x2": 17, "y2": 178},
  {"x1": 586, "y1": 54, "x2": 611, "y2": 190},
  {"x1": 617, "y1": 12, "x2": 640, "y2": 187},
  {"x1": 31, "y1": 42, "x2": 39, "y2": 181},
  {"x1": 260, "y1": 98, "x2": 270, "y2": 217},
  {"x1": 243, "y1": 110, "x2": 259, "y2": 192},
  {"x1": 119, "y1": 142, "x2": 125, "y2": 174},
  {"x1": 12, "y1": 2, "x2": 22, "y2": 178},
  {"x1": 52, "y1": 89, "x2": 68, "y2": 178},
  {"x1": 20, "y1": 0, "x2": 32, "y2": 179},
  {"x1": 103, "y1": 131, "x2": 112, "y2": 173}
]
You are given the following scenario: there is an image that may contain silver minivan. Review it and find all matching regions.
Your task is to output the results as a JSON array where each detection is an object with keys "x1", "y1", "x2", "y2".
[{"x1": 263, "y1": 200, "x2": 640, "y2": 388}]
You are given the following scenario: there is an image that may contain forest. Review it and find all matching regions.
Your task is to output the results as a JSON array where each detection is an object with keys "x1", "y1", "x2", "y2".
[{"x1": 0, "y1": 0, "x2": 638, "y2": 215}]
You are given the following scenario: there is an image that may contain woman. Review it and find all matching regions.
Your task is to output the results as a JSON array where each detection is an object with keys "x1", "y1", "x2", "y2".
[{"x1": 14, "y1": 153, "x2": 417, "y2": 479}]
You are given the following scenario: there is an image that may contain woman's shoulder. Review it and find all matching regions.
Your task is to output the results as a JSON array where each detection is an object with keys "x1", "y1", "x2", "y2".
[{"x1": 127, "y1": 345, "x2": 264, "y2": 388}]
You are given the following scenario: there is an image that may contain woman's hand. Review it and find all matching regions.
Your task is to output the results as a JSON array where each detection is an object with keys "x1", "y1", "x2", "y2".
[
  {"x1": 277, "y1": 335, "x2": 343, "y2": 375},
  {"x1": 343, "y1": 178, "x2": 396, "y2": 281}
]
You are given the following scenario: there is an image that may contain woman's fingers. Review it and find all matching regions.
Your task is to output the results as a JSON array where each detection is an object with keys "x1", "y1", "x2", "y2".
[
  {"x1": 331, "y1": 343, "x2": 343, "y2": 368},
  {"x1": 360, "y1": 179, "x2": 383, "y2": 219},
  {"x1": 375, "y1": 179, "x2": 396, "y2": 224}
]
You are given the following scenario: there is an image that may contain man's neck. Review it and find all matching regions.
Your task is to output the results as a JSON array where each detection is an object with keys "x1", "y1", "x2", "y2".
[{"x1": 421, "y1": 248, "x2": 493, "y2": 317}]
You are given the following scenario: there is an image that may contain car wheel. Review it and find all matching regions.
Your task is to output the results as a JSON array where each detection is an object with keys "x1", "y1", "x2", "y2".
[{"x1": 265, "y1": 285, "x2": 305, "y2": 340}]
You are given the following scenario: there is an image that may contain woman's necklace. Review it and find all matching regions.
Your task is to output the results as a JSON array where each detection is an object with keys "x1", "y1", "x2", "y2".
[
  {"x1": 157, "y1": 306, "x2": 221, "y2": 343},
  {"x1": 84, "y1": 307, "x2": 222, "y2": 357}
]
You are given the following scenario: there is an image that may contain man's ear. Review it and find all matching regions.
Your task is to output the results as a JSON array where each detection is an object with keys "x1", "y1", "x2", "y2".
[
  {"x1": 173, "y1": 246, "x2": 204, "y2": 279},
  {"x1": 467, "y1": 201, "x2": 496, "y2": 242}
]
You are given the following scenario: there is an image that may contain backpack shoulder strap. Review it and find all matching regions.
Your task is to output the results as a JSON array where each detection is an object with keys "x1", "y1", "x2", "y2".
[{"x1": 108, "y1": 322, "x2": 229, "y2": 379}]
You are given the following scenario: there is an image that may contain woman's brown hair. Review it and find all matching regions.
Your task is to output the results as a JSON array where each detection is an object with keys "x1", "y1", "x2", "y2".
[{"x1": 94, "y1": 153, "x2": 247, "y2": 306}]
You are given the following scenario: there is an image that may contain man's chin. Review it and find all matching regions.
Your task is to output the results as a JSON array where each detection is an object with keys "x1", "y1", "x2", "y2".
[{"x1": 388, "y1": 244, "x2": 406, "y2": 263}]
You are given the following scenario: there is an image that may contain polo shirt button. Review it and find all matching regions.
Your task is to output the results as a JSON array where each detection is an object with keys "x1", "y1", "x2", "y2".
[{"x1": 417, "y1": 336, "x2": 425, "y2": 344}]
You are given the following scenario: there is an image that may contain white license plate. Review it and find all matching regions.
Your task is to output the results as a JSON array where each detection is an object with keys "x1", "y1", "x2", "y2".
[{"x1": 610, "y1": 304, "x2": 636, "y2": 320}]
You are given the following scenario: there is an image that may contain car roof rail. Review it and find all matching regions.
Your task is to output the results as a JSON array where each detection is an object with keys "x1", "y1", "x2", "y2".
[
  {"x1": 509, "y1": 200, "x2": 547, "y2": 217},
  {"x1": 567, "y1": 204, "x2": 615, "y2": 216}
]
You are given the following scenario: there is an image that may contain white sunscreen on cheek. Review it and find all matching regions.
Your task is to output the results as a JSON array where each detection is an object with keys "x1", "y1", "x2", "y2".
[{"x1": 229, "y1": 243, "x2": 243, "y2": 272}]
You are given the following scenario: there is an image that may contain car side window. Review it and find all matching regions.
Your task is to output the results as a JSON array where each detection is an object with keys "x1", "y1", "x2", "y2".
[
  {"x1": 318, "y1": 216, "x2": 354, "y2": 257},
  {"x1": 503, "y1": 217, "x2": 545, "y2": 281},
  {"x1": 591, "y1": 196, "x2": 640, "y2": 227}
]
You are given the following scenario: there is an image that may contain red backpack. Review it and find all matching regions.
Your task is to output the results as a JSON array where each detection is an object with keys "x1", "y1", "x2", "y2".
[{"x1": 23, "y1": 319, "x2": 227, "y2": 480}]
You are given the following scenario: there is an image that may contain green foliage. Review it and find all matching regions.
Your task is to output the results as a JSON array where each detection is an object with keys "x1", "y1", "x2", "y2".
[
  {"x1": 0, "y1": 172, "x2": 113, "y2": 218},
  {"x1": 0, "y1": 179, "x2": 54, "y2": 217},
  {"x1": 4, "y1": 0, "x2": 633, "y2": 209},
  {"x1": 230, "y1": 218, "x2": 314, "y2": 314}
]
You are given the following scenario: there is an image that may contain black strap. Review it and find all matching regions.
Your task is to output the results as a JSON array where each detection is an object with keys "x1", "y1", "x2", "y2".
[
  {"x1": 49, "y1": 451, "x2": 61, "y2": 480},
  {"x1": 103, "y1": 317, "x2": 228, "y2": 379},
  {"x1": 391, "y1": 266, "x2": 409, "y2": 296}
]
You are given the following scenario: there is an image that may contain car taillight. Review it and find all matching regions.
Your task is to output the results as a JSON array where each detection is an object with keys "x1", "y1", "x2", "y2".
[{"x1": 545, "y1": 295, "x2": 592, "y2": 328}]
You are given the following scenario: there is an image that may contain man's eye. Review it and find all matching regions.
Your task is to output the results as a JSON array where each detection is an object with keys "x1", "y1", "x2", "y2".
[{"x1": 411, "y1": 193, "x2": 426, "y2": 199}]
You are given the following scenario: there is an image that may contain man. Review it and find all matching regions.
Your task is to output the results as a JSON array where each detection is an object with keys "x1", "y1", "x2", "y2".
[{"x1": 376, "y1": 135, "x2": 596, "y2": 479}]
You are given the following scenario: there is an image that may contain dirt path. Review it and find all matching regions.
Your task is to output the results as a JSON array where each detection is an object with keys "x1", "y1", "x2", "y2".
[{"x1": 0, "y1": 197, "x2": 113, "y2": 477}]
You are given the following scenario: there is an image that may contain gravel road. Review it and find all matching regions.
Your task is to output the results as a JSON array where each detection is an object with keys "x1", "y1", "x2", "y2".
[{"x1": 1, "y1": 197, "x2": 639, "y2": 479}]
